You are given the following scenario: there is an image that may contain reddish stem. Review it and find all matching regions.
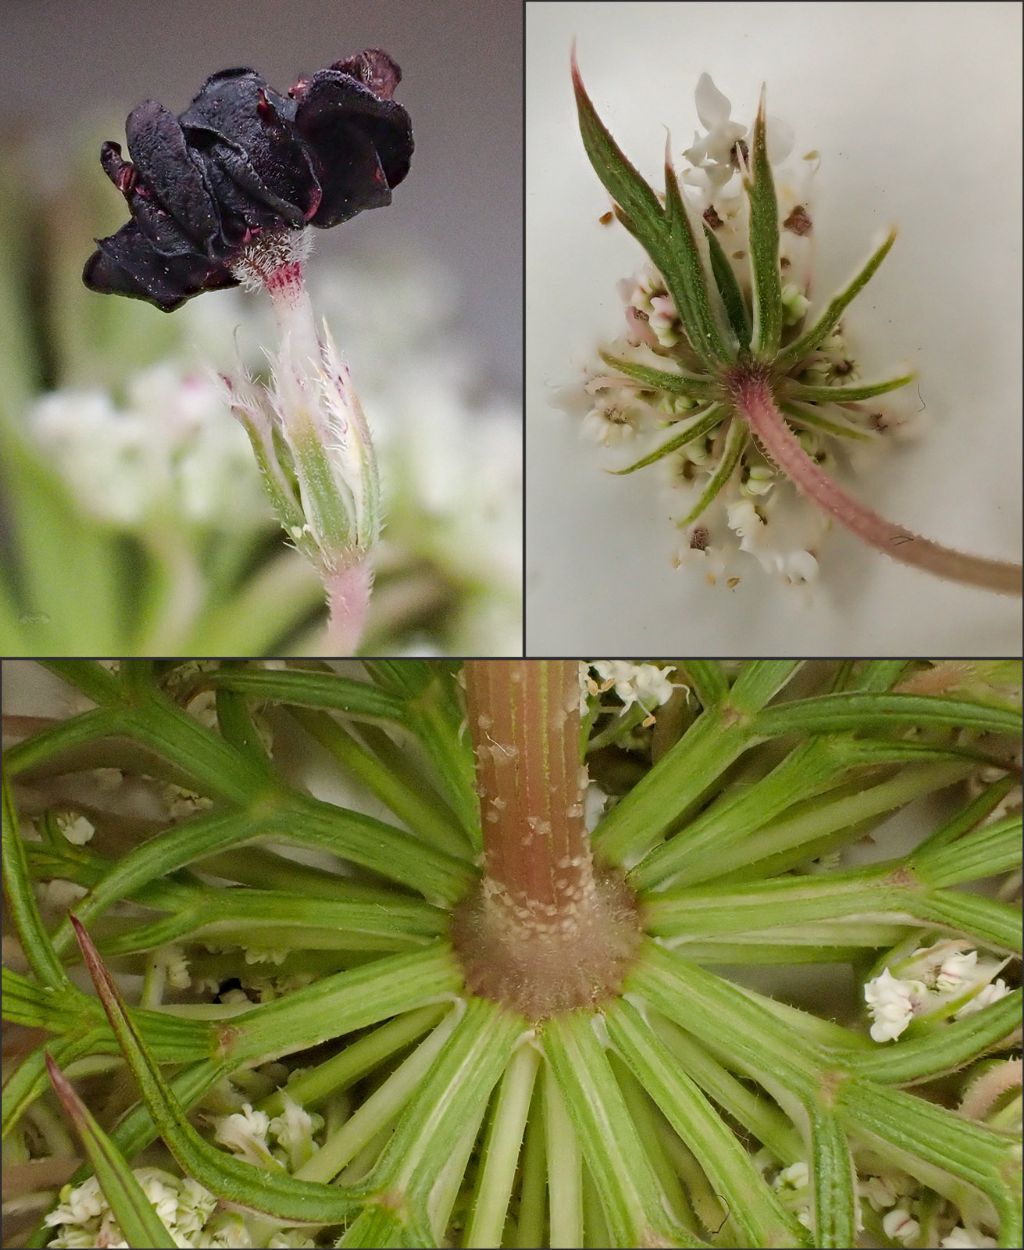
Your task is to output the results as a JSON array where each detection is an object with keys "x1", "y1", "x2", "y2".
[
  {"x1": 323, "y1": 559, "x2": 373, "y2": 656},
  {"x1": 457, "y1": 661, "x2": 639, "y2": 1019},
  {"x1": 733, "y1": 375, "x2": 1022, "y2": 596},
  {"x1": 463, "y1": 660, "x2": 590, "y2": 914}
]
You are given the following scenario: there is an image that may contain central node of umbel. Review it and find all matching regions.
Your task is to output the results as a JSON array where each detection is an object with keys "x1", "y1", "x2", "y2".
[
  {"x1": 453, "y1": 660, "x2": 642, "y2": 1020},
  {"x1": 453, "y1": 866, "x2": 641, "y2": 1020}
]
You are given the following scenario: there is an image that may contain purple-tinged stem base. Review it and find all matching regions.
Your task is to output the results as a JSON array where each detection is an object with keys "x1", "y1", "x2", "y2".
[
  {"x1": 323, "y1": 560, "x2": 373, "y2": 656},
  {"x1": 732, "y1": 373, "x2": 1022, "y2": 596}
]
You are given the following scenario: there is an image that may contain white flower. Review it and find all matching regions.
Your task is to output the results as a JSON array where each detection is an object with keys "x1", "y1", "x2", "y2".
[
  {"x1": 59, "y1": 815, "x2": 95, "y2": 846},
  {"x1": 581, "y1": 405, "x2": 638, "y2": 446},
  {"x1": 726, "y1": 498, "x2": 821, "y2": 586},
  {"x1": 37, "y1": 879, "x2": 89, "y2": 910},
  {"x1": 269, "y1": 1095, "x2": 321, "y2": 1171},
  {"x1": 155, "y1": 944, "x2": 191, "y2": 990},
  {"x1": 936, "y1": 948, "x2": 978, "y2": 991},
  {"x1": 213, "y1": 1103, "x2": 276, "y2": 1167},
  {"x1": 584, "y1": 783, "x2": 609, "y2": 832},
  {"x1": 955, "y1": 978, "x2": 1011, "y2": 1017},
  {"x1": 28, "y1": 366, "x2": 267, "y2": 531},
  {"x1": 591, "y1": 662, "x2": 677, "y2": 714},
  {"x1": 137, "y1": 1169, "x2": 181, "y2": 1229},
  {"x1": 648, "y1": 294, "x2": 682, "y2": 346},
  {"x1": 773, "y1": 1161, "x2": 809, "y2": 1191},
  {"x1": 864, "y1": 968, "x2": 924, "y2": 1042},
  {"x1": 858, "y1": 1172, "x2": 899, "y2": 1211},
  {"x1": 682, "y1": 73, "x2": 793, "y2": 190},
  {"x1": 683, "y1": 74, "x2": 749, "y2": 175},
  {"x1": 45, "y1": 1176, "x2": 105, "y2": 1228},
  {"x1": 882, "y1": 1206, "x2": 920, "y2": 1244},
  {"x1": 781, "y1": 282, "x2": 810, "y2": 326},
  {"x1": 44, "y1": 1169, "x2": 221, "y2": 1250},
  {"x1": 941, "y1": 1226, "x2": 997, "y2": 1248}
]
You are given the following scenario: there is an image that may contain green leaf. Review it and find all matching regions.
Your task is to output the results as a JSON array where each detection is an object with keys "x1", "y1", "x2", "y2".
[
  {"x1": 845, "y1": 990, "x2": 1022, "y2": 1085},
  {"x1": 786, "y1": 372, "x2": 915, "y2": 403},
  {"x1": 261, "y1": 1005, "x2": 447, "y2": 1118},
  {"x1": 744, "y1": 89, "x2": 783, "y2": 358},
  {"x1": 570, "y1": 52, "x2": 666, "y2": 263},
  {"x1": 119, "y1": 688, "x2": 275, "y2": 806},
  {"x1": 677, "y1": 416, "x2": 747, "y2": 526},
  {"x1": 779, "y1": 400, "x2": 874, "y2": 442},
  {"x1": 2, "y1": 1029, "x2": 107, "y2": 1141},
  {"x1": 289, "y1": 707, "x2": 473, "y2": 859},
  {"x1": 462, "y1": 1043, "x2": 539, "y2": 1249},
  {"x1": 1, "y1": 706, "x2": 123, "y2": 777},
  {"x1": 49, "y1": 807, "x2": 270, "y2": 957},
  {"x1": 571, "y1": 52, "x2": 730, "y2": 370},
  {"x1": 543, "y1": 1057, "x2": 584, "y2": 1248},
  {"x1": 339, "y1": 1206, "x2": 432, "y2": 1247},
  {"x1": 605, "y1": 1000, "x2": 809, "y2": 1247},
  {"x1": 677, "y1": 660, "x2": 729, "y2": 709},
  {"x1": 661, "y1": 149, "x2": 733, "y2": 366},
  {"x1": 913, "y1": 776, "x2": 1019, "y2": 854},
  {"x1": 835, "y1": 1076, "x2": 1022, "y2": 1243},
  {"x1": 597, "y1": 350, "x2": 718, "y2": 397},
  {"x1": 593, "y1": 704, "x2": 753, "y2": 866},
  {"x1": 68, "y1": 915, "x2": 362, "y2": 1224},
  {"x1": 40, "y1": 660, "x2": 123, "y2": 706},
  {"x1": 752, "y1": 691, "x2": 1021, "y2": 739},
  {"x1": 45, "y1": 1054, "x2": 178, "y2": 1249},
  {"x1": 353, "y1": 998, "x2": 522, "y2": 1212},
  {"x1": 647, "y1": 1012, "x2": 807, "y2": 1163},
  {"x1": 202, "y1": 667, "x2": 405, "y2": 724},
  {"x1": 514, "y1": 1077, "x2": 548, "y2": 1249},
  {"x1": 607, "y1": 404, "x2": 724, "y2": 476},
  {"x1": 629, "y1": 737, "x2": 844, "y2": 892},
  {"x1": 2, "y1": 773, "x2": 74, "y2": 988},
  {"x1": 729, "y1": 660, "x2": 803, "y2": 712},
  {"x1": 774, "y1": 229, "x2": 897, "y2": 372},
  {"x1": 910, "y1": 889, "x2": 1021, "y2": 955},
  {"x1": 807, "y1": 1108, "x2": 856, "y2": 1249},
  {"x1": 628, "y1": 942, "x2": 823, "y2": 1098},
  {"x1": 542, "y1": 1012, "x2": 708, "y2": 1248},
  {"x1": 214, "y1": 681, "x2": 274, "y2": 768},
  {"x1": 701, "y1": 761, "x2": 973, "y2": 886},
  {"x1": 703, "y1": 223, "x2": 752, "y2": 346},
  {"x1": 1, "y1": 441, "x2": 126, "y2": 653},
  {"x1": 910, "y1": 813, "x2": 1022, "y2": 887}
]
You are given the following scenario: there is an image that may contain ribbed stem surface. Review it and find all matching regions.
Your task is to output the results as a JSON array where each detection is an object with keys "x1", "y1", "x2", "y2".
[{"x1": 456, "y1": 661, "x2": 640, "y2": 1018}]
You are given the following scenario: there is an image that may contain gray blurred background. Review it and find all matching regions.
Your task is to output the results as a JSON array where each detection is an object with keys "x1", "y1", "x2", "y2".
[{"x1": 2, "y1": 0, "x2": 522, "y2": 390}]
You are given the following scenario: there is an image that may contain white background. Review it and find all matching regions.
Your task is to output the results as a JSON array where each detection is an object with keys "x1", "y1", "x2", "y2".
[{"x1": 526, "y1": 1, "x2": 1022, "y2": 656}]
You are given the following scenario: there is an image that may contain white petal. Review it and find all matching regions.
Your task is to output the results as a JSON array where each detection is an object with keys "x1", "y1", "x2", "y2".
[
  {"x1": 694, "y1": 73, "x2": 732, "y2": 129},
  {"x1": 765, "y1": 115, "x2": 795, "y2": 164}
]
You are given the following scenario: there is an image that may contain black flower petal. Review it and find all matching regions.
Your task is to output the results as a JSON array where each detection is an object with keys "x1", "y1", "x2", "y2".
[
  {"x1": 83, "y1": 50, "x2": 412, "y2": 311},
  {"x1": 123, "y1": 102, "x2": 223, "y2": 250},
  {"x1": 294, "y1": 65, "x2": 413, "y2": 227},
  {"x1": 83, "y1": 221, "x2": 236, "y2": 312}
]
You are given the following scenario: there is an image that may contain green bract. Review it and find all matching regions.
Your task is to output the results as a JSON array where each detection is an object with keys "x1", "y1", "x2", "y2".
[
  {"x1": 571, "y1": 56, "x2": 910, "y2": 491},
  {"x1": 570, "y1": 58, "x2": 1023, "y2": 596},
  {"x1": 2, "y1": 659, "x2": 1021, "y2": 1249}
]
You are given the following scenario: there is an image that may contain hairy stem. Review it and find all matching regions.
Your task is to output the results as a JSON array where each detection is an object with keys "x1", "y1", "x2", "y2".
[
  {"x1": 323, "y1": 559, "x2": 373, "y2": 656},
  {"x1": 464, "y1": 660, "x2": 589, "y2": 912},
  {"x1": 732, "y1": 374, "x2": 1022, "y2": 596},
  {"x1": 456, "y1": 661, "x2": 640, "y2": 1018}
]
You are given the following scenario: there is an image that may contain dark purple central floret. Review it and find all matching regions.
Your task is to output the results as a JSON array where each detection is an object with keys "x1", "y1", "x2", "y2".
[{"x1": 83, "y1": 49, "x2": 413, "y2": 311}]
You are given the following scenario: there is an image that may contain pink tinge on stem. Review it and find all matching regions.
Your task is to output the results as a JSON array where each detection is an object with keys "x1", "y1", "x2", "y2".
[
  {"x1": 323, "y1": 559, "x2": 373, "y2": 655},
  {"x1": 732, "y1": 375, "x2": 1023, "y2": 596},
  {"x1": 456, "y1": 661, "x2": 641, "y2": 1018}
]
